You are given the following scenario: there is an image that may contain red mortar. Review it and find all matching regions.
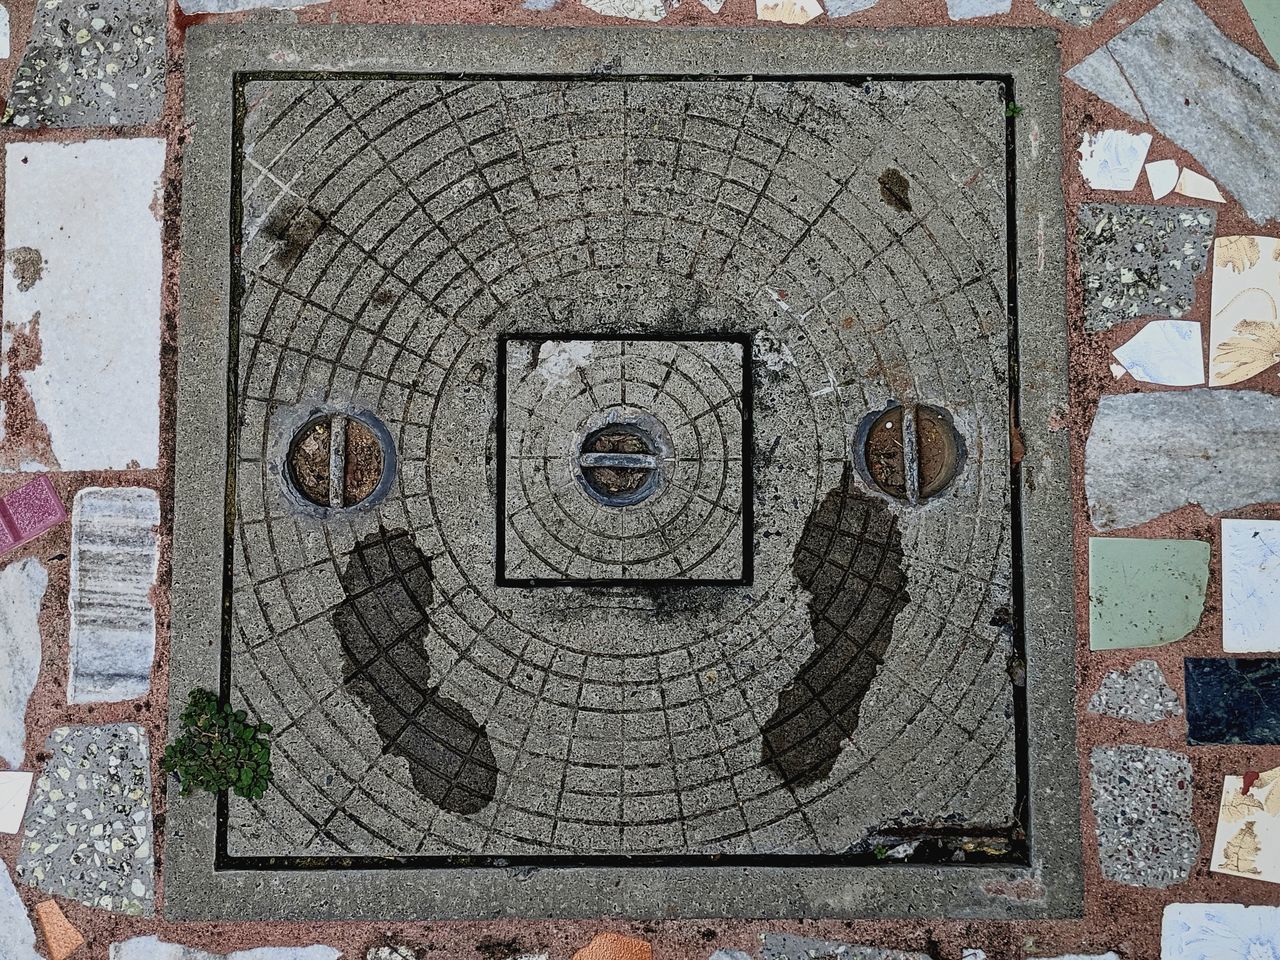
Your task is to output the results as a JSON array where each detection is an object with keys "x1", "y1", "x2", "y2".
[{"x1": 1, "y1": 0, "x2": 1278, "y2": 958}]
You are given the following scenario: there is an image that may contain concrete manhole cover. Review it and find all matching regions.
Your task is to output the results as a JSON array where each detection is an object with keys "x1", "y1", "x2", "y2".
[{"x1": 170, "y1": 27, "x2": 1080, "y2": 920}]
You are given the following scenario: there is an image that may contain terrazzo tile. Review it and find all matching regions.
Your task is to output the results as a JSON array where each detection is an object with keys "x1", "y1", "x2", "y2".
[
  {"x1": 1222, "y1": 519, "x2": 1280, "y2": 653},
  {"x1": 571, "y1": 933, "x2": 652, "y2": 960},
  {"x1": 1145, "y1": 159, "x2": 1179, "y2": 201},
  {"x1": 0, "y1": 861, "x2": 40, "y2": 960},
  {"x1": 0, "y1": 476, "x2": 67, "y2": 553},
  {"x1": 755, "y1": 0, "x2": 822, "y2": 23},
  {"x1": 1077, "y1": 204, "x2": 1215, "y2": 332},
  {"x1": 760, "y1": 936, "x2": 929, "y2": 960},
  {"x1": 34, "y1": 899, "x2": 85, "y2": 960},
  {"x1": 1035, "y1": 0, "x2": 1118, "y2": 26},
  {"x1": 1209, "y1": 236, "x2": 1280, "y2": 386},
  {"x1": 0, "y1": 770, "x2": 33, "y2": 832},
  {"x1": 5, "y1": 0, "x2": 165, "y2": 127},
  {"x1": 1186, "y1": 658, "x2": 1280, "y2": 745},
  {"x1": 824, "y1": 0, "x2": 878, "y2": 15},
  {"x1": 582, "y1": 0, "x2": 671, "y2": 20},
  {"x1": 111, "y1": 939, "x2": 343, "y2": 960},
  {"x1": 1085, "y1": 389, "x2": 1280, "y2": 530},
  {"x1": 1088, "y1": 538, "x2": 1209, "y2": 650},
  {"x1": 1211, "y1": 765, "x2": 1280, "y2": 885},
  {"x1": 1089, "y1": 746, "x2": 1199, "y2": 888},
  {"x1": 0, "y1": 556, "x2": 47, "y2": 768},
  {"x1": 1112, "y1": 320, "x2": 1204, "y2": 387},
  {"x1": 1078, "y1": 130, "x2": 1151, "y2": 191},
  {"x1": 67, "y1": 487, "x2": 160, "y2": 704},
  {"x1": 1162, "y1": 903, "x2": 1280, "y2": 959},
  {"x1": 17, "y1": 724, "x2": 155, "y2": 915},
  {"x1": 2, "y1": 139, "x2": 164, "y2": 472},
  {"x1": 1067, "y1": 0, "x2": 1280, "y2": 224},
  {"x1": 1087, "y1": 660, "x2": 1183, "y2": 723},
  {"x1": 945, "y1": 0, "x2": 1010, "y2": 19}
]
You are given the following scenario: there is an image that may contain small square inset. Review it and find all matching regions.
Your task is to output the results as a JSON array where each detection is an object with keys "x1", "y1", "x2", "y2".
[{"x1": 497, "y1": 334, "x2": 752, "y2": 586}]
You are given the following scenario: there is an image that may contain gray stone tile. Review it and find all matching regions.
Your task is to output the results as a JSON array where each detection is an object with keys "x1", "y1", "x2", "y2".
[
  {"x1": 17, "y1": 724, "x2": 155, "y2": 914},
  {"x1": 0, "y1": 860, "x2": 40, "y2": 960},
  {"x1": 1087, "y1": 660, "x2": 1183, "y2": 723},
  {"x1": 1086, "y1": 389, "x2": 1280, "y2": 530},
  {"x1": 1078, "y1": 204, "x2": 1215, "y2": 332},
  {"x1": 1035, "y1": 0, "x2": 1118, "y2": 26},
  {"x1": 760, "y1": 935, "x2": 929, "y2": 960},
  {"x1": 947, "y1": 0, "x2": 1011, "y2": 18},
  {"x1": 0, "y1": 557, "x2": 46, "y2": 768},
  {"x1": 1067, "y1": 0, "x2": 1280, "y2": 224},
  {"x1": 111, "y1": 939, "x2": 342, "y2": 959},
  {"x1": 67, "y1": 487, "x2": 160, "y2": 704},
  {"x1": 5, "y1": 0, "x2": 166, "y2": 128},
  {"x1": 1089, "y1": 745, "x2": 1199, "y2": 888}
]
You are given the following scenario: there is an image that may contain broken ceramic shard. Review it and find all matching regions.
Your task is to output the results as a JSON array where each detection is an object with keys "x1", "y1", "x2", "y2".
[
  {"x1": 1090, "y1": 746, "x2": 1199, "y2": 888},
  {"x1": 1211, "y1": 766, "x2": 1280, "y2": 885},
  {"x1": 1145, "y1": 159, "x2": 1179, "y2": 200},
  {"x1": 583, "y1": 0, "x2": 671, "y2": 19},
  {"x1": 0, "y1": 476, "x2": 66, "y2": 552},
  {"x1": 756, "y1": 0, "x2": 822, "y2": 22},
  {"x1": 67, "y1": 488, "x2": 160, "y2": 705},
  {"x1": 1186, "y1": 658, "x2": 1280, "y2": 745},
  {"x1": 1162, "y1": 904, "x2": 1280, "y2": 960},
  {"x1": 1222, "y1": 519, "x2": 1280, "y2": 653},
  {"x1": 34, "y1": 900, "x2": 85, "y2": 960},
  {"x1": 1078, "y1": 130, "x2": 1151, "y2": 191},
  {"x1": 0, "y1": 557, "x2": 46, "y2": 768},
  {"x1": 1088, "y1": 537, "x2": 1208, "y2": 650},
  {"x1": 1175, "y1": 169, "x2": 1225, "y2": 203},
  {"x1": 1086, "y1": 389, "x2": 1280, "y2": 529},
  {"x1": 1077, "y1": 204, "x2": 1215, "y2": 332},
  {"x1": 1112, "y1": 320, "x2": 1204, "y2": 386},
  {"x1": 823, "y1": 0, "x2": 877, "y2": 15},
  {"x1": 945, "y1": 0, "x2": 1010, "y2": 18},
  {"x1": 1087, "y1": 660, "x2": 1183, "y2": 723},
  {"x1": 1243, "y1": 0, "x2": 1280, "y2": 63},
  {"x1": 572, "y1": 933, "x2": 652, "y2": 960},
  {"x1": 1067, "y1": 0, "x2": 1280, "y2": 224},
  {"x1": 0, "y1": 770, "x2": 32, "y2": 833},
  {"x1": 1209, "y1": 235, "x2": 1280, "y2": 386}
]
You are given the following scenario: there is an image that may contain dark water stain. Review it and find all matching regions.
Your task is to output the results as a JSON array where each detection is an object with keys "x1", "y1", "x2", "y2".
[
  {"x1": 334, "y1": 526, "x2": 497, "y2": 814},
  {"x1": 761, "y1": 466, "x2": 911, "y2": 788},
  {"x1": 878, "y1": 168, "x2": 913, "y2": 213}
]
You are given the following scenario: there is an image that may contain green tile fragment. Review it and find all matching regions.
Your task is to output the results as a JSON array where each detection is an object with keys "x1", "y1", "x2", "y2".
[
  {"x1": 1088, "y1": 537, "x2": 1209, "y2": 650},
  {"x1": 1243, "y1": 0, "x2": 1280, "y2": 63}
]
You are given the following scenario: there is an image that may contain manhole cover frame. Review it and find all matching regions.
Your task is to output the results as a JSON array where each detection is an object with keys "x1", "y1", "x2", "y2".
[{"x1": 169, "y1": 25, "x2": 1080, "y2": 921}]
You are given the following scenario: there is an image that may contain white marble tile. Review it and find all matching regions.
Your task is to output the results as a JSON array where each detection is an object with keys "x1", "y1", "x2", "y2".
[
  {"x1": 757, "y1": 0, "x2": 822, "y2": 22},
  {"x1": 1209, "y1": 235, "x2": 1280, "y2": 386},
  {"x1": 0, "y1": 556, "x2": 46, "y2": 768},
  {"x1": 0, "y1": 861, "x2": 40, "y2": 959},
  {"x1": 824, "y1": 0, "x2": 875, "y2": 13},
  {"x1": 1112, "y1": 320, "x2": 1205, "y2": 386},
  {"x1": 1146, "y1": 159, "x2": 1180, "y2": 200},
  {"x1": 946, "y1": 0, "x2": 1010, "y2": 18},
  {"x1": 0, "y1": 4, "x2": 10, "y2": 60},
  {"x1": 1211, "y1": 766, "x2": 1280, "y2": 884},
  {"x1": 68, "y1": 488, "x2": 160, "y2": 704},
  {"x1": 112, "y1": 937, "x2": 342, "y2": 960},
  {"x1": 0, "y1": 770, "x2": 32, "y2": 832},
  {"x1": 1162, "y1": 903, "x2": 1280, "y2": 959},
  {"x1": 1079, "y1": 130, "x2": 1152, "y2": 191},
  {"x1": 1222, "y1": 518, "x2": 1280, "y2": 653},
  {"x1": 1175, "y1": 168, "x2": 1225, "y2": 203},
  {"x1": 2, "y1": 139, "x2": 164, "y2": 471}
]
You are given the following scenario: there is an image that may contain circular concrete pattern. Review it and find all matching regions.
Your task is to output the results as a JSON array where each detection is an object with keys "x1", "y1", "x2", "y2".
[{"x1": 228, "y1": 76, "x2": 1018, "y2": 860}]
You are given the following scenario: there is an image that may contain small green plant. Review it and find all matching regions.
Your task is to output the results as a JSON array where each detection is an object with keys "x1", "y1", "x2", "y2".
[
  {"x1": 162, "y1": 688, "x2": 274, "y2": 800},
  {"x1": 873, "y1": 844, "x2": 890, "y2": 860},
  {"x1": 1004, "y1": 102, "x2": 1024, "y2": 118}
]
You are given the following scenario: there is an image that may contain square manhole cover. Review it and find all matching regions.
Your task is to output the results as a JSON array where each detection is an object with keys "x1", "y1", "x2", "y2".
[{"x1": 169, "y1": 27, "x2": 1080, "y2": 919}]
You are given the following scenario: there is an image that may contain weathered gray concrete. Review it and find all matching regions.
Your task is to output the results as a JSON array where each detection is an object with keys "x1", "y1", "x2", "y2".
[
  {"x1": 169, "y1": 25, "x2": 1078, "y2": 920},
  {"x1": 1086, "y1": 389, "x2": 1280, "y2": 530}
]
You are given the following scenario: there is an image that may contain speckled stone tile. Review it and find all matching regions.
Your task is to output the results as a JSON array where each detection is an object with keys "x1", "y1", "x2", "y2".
[
  {"x1": 16, "y1": 724, "x2": 155, "y2": 914},
  {"x1": 1089, "y1": 745, "x2": 1199, "y2": 888},
  {"x1": 1186, "y1": 658, "x2": 1280, "y2": 745},
  {"x1": 1087, "y1": 660, "x2": 1183, "y2": 723},
  {"x1": 1078, "y1": 204, "x2": 1215, "y2": 332},
  {"x1": 5, "y1": 0, "x2": 166, "y2": 128},
  {"x1": 1036, "y1": 0, "x2": 1119, "y2": 26}
]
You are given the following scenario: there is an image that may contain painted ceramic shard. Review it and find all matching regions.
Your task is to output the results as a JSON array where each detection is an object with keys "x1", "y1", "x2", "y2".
[
  {"x1": 583, "y1": 0, "x2": 672, "y2": 19},
  {"x1": 1162, "y1": 903, "x2": 1280, "y2": 959},
  {"x1": 1079, "y1": 130, "x2": 1152, "y2": 191},
  {"x1": 1209, "y1": 236, "x2": 1280, "y2": 386},
  {"x1": 1146, "y1": 159, "x2": 1180, "y2": 200},
  {"x1": 1086, "y1": 390, "x2": 1280, "y2": 530},
  {"x1": 17, "y1": 724, "x2": 155, "y2": 914},
  {"x1": 756, "y1": 0, "x2": 822, "y2": 23},
  {"x1": 1186, "y1": 658, "x2": 1280, "y2": 745},
  {"x1": 0, "y1": 556, "x2": 46, "y2": 768},
  {"x1": 111, "y1": 939, "x2": 343, "y2": 960},
  {"x1": 1087, "y1": 660, "x2": 1183, "y2": 723},
  {"x1": 1222, "y1": 519, "x2": 1280, "y2": 653},
  {"x1": 1036, "y1": 0, "x2": 1118, "y2": 26},
  {"x1": 1175, "y1": 169, "x2": 1225, "y2": 203},
  {"x1": 0, "y1": 476, "x2": 66, "y2": 553},
  {"x1": 1067, "y1": 0, "x2": 1280, "y2": 224},
  {"x1": 1077, "y1": 204, "x2": 1215, "y2": 332},
  {"x1": 1089, "y1": 746, "x2": 1199, "y2": 888},
  {"x1": 1112, "y1": 320, "x2": 1204, "y2": 386},
  {"x1": 1088, "y1": 538, "x2": 1209, "y2": 650},
  {"x1": 1211, "y1": 766, "x2": 1280, "y2": 885},
  {"x1": 2, "y1": 140, "x2": 165, "y2": 471},
  {"x1": 0, "y1": 770, "x2": 32, "y2": 833},
  {"x1": 67, "y1": 488, "x2": 160, "y2": 705},
  {"x1": 5, "y1": 0, "x2": 166, "y2": 127}
]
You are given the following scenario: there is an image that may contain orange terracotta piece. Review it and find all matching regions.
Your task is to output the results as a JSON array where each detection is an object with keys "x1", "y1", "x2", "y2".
[
  {"x1": 33, "y1": 900, "x2": 85, "y2": 960},
  {"x1": 571, "y1": 932, "x2": 653, "y2": 960}
]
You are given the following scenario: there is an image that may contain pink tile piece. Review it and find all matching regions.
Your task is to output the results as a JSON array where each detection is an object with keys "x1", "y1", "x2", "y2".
[{"x1": 0, "y1": 476, "x2": 66, "y2": 556}]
